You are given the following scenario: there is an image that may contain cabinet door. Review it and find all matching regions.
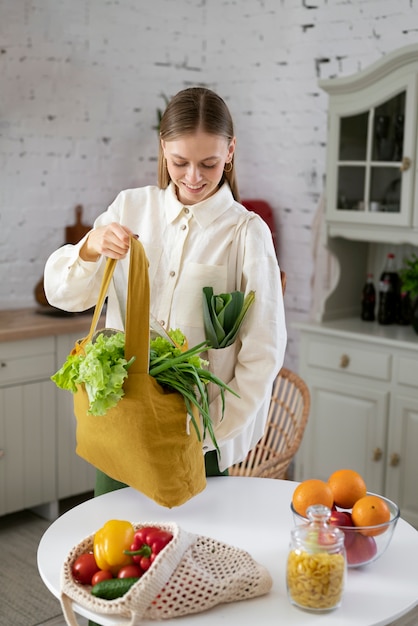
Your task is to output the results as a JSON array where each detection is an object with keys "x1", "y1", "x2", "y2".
[
  {"x1": 0, "y1": 381, "x2": 56, "y2": 516},
  {"x1": 295, "y1": 375, "x2": 388, "y2": 494},
  {"x1": 324, "y1": 69, "x2": 417, "y2": 236},
  {"x1": 55, "y1": 333, "x2": 95, "y2": 499},
  {"x1": 385, "y1": 395, "x2": 418, "y2": 528}
]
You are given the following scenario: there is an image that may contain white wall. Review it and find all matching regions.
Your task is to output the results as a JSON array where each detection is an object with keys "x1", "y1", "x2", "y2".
[{"x1": 1, "y1": 0, "x2": 418, "y2": 370}]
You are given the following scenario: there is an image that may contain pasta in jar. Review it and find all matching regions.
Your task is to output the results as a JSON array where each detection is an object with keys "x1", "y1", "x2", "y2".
[
  {"x1": 286, "y1": 549, "x2": 345, "y2": 610},
  {"x1": 286, "y1": 504, "x2": 346, "y2": 612}
]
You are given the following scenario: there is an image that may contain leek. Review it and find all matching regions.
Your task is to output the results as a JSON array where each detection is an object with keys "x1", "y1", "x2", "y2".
[{"x1": 202, "y1": 287, "x2": 255, "y2": 348}]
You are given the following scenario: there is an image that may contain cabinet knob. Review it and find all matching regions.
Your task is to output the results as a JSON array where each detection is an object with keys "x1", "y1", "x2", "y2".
[
  {"x1": 390, "y1": 453, "x2": 401, "y2": 467},
  {"x1": 339, "y1": 354, "x2": 350, "y2": 369},
  {"x1": 372, "y1": 447, "x2": 383, "y2": 462},
  {"x1": 400, "y1": 156, "x2": 411, "y2": 172},
  {"x1": 1, "y1": 362, "x2": 6, "y2": 368}
]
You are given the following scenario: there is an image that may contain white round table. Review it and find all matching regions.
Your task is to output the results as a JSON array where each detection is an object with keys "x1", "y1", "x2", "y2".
[{"x1": 38, "y1": 477, "x2": 418, "y2": 626}]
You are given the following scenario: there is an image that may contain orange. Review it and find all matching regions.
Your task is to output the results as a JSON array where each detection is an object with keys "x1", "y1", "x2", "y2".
[
  {"x1": 351, "y1": 494, "x2": 391, "y2": 536},
  {"x1": 292, "y1": 479, "x2": 334, "y2": 518},
  {"x1": 327, "y1": 468, "x2": 367, "y2": 509}
]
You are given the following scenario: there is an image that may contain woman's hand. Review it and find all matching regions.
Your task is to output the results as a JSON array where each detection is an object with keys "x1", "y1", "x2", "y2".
[{"x1": 80, "y1": 223, "x2": 138, "y2": 261}]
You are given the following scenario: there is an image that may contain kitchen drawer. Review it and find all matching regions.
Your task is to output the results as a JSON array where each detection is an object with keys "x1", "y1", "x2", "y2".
[
  {"x1": 397, "y1": 356, "x2": 418, "y2": 389},
  {"x1": 0, "y1": 337, "x2": 55, "y2": 385},
  {"x1": 306, "y1": 339, "x2": 391, "y2": 381}
]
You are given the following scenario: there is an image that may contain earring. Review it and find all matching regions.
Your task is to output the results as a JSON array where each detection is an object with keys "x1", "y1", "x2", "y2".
[{"x1": 224, "y1": 161, "x2": 233, "y2": 173}]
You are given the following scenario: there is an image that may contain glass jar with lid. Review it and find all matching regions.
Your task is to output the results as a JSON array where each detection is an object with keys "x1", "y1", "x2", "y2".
[{"x1": 286, "y1": 504, "x2": 347, "y2": 612}]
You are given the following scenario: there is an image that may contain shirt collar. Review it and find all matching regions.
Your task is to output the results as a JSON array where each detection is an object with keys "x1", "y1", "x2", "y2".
[{"x1": 165, "y1": 182, "x2": 235, "y2": 228}]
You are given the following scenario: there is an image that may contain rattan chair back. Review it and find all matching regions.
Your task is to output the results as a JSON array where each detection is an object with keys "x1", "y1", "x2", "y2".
[{"x1": 228, "y1": 367, "x2": 310, "y2": 479}]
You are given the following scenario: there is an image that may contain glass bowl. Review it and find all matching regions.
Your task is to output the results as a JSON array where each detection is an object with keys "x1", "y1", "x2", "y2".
[{"x1": 290, "y1": 492, "x2": 400, "y2": 568}]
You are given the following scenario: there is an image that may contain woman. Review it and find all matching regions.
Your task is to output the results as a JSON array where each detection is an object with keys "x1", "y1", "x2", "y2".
[{"x1": 44, "y1": 87, "x2": 287, "y2": 492}]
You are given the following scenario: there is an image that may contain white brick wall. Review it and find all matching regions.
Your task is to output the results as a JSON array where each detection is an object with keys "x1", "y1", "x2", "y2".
[{"x1": 1, "y1": 0, "x2": 418, "y2": 370}]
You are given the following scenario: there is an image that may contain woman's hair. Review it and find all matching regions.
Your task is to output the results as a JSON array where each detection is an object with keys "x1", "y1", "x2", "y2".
[{"x1": 157, "y1": 87, "x2": 240, "y2": 201}]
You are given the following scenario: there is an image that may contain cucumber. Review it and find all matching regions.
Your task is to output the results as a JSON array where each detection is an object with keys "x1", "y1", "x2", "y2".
[{"x1": 91, "y1": 577, "x2": 140, "y2": 600}]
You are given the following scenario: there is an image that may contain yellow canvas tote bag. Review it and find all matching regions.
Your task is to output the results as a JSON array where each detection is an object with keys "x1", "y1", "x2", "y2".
[{"x1": 73, "y1": 237, "x2": 206, "y2": 508}]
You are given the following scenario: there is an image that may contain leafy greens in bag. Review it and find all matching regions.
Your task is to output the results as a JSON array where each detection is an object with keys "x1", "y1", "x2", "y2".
[
  {"x1": 51, "y1": 328, "x2": 238, "y2": 454},
  {"x1": 51, "y1": 331, "x2": 135, "y2": 416}
]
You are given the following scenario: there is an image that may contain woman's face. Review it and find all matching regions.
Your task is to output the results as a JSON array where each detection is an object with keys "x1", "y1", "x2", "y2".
[{"x1": 161, "y1": 131, "x2": 236, "y2": 205}]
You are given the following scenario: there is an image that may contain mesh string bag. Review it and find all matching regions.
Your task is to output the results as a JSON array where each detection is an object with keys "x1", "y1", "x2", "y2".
[{"x1": 60, "y1": 522, "x2": 273, "y2": 626}]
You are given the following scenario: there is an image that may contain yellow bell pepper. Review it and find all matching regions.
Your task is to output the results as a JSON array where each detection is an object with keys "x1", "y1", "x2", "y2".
[{"x1": 93, "y1": 519, "x2": 135, "y2": 575}]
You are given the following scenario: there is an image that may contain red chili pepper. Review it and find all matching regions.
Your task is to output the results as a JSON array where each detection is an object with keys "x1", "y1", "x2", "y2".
[{"x1": 124, "y1": 526, "x2": 173, "y2": 567}]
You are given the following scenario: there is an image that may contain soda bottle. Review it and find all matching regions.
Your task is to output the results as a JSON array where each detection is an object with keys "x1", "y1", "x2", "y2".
[
  {"x1": 361, "y1": 274, "x2": 376, "y2": 321},
  {"x1": 378, "y1": 253, "x2": 401, "y2": 325},
  {"x1": 397, "y1": 291, "x2": 412, "y2": 325}
]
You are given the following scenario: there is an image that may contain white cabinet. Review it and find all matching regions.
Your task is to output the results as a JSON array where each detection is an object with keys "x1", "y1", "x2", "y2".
[
  {"x1": 294, "y1": 320, "x2": 418, "y2": 528},
  {"x1": 295, "y1": 45, "x2": 418, "y2": 529},
  {"x1": 0, "y1": 337, "x2": 57, "y2": 516},
  {"x1": 56, "y1": 332, "x2": 96, "y2": 499},
  {"x1": 386, "y1": 355, "x2": 418, "y2": 527},
  {"x1": 0, "y1": 329, "x2": 95, "y2": 518},
  {"x1": 320, "y1": 44, "x2": 418, "y2": 244}
]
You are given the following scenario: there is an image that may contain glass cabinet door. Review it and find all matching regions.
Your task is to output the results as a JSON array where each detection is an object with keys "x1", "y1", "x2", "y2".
[{"x1": 336, "y1": 92, "x2": 405, "y2": 215}]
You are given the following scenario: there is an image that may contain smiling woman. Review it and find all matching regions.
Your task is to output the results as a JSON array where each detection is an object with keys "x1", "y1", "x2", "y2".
[{"x1": 43, "y1": 87, "x2": 287, "y2": 508}]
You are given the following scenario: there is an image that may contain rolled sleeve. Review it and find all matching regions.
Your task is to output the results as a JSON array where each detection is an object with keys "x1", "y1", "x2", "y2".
[{"x1": 44, "y1": 234, "x2": 106, "y2": 312}]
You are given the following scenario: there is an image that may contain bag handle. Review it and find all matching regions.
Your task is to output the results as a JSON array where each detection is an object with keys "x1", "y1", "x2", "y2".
[
  {"x1": 79, "y1": 256, "x2": 117, "y2": 348},
  {"x1": 79, "y1": 237, "x2": 150, "y2": 374},
  {"x1": 227, "y1": 213, "x2": 255, "y2": 292},
  {"x1": 60, "y1": 592, "x2": 141, "y2": 626},
  {"x1": 124, "y1": 236, "x2": 150, "y2": 373}
]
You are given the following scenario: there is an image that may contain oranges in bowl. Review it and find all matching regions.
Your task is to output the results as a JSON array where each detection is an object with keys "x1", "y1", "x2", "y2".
[
  {"x1": 292, "y1": 479, "x2": 334, "y2": 518},
  {"x1": 291, "y1": 469, "x2": 400, "y2": 568},
  {"x1": 328, "y1": 469, "x2": 367, "y2": 509}
]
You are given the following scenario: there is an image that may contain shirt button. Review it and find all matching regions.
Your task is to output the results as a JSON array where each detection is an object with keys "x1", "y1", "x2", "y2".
[
  {"x1": 184, "y1": 207, "x2": 190, "y2": 214},
  {"x1": 181, "y1": 224, "x2": 187, "y2": 231},
  {"x1": 170, "y1": 270, "x2": 175, "y2": 277}
]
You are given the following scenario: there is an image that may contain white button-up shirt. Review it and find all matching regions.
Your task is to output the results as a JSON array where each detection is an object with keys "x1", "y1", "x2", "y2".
[{"x1": 44, "y1": 182, "x2": 287, "y2": 470}]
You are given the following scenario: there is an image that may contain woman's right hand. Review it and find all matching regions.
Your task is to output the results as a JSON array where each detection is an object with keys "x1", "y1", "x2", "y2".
[{"x1": 79, "y1": 223, "x2": 138, "y2": 261}]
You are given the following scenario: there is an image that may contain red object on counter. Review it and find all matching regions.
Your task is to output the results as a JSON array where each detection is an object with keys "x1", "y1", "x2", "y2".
[{"x1": 241, "y1": 199, "x2": 277, "y2": 252}]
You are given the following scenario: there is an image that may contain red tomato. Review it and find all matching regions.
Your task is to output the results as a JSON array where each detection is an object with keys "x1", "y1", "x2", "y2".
[
  {"x1": 91, "y1": 570, "x2": 113, "y2": 586},
  {"x1": 117, "y1": 564, "x2": 143, "y2": 579},
  {"x1": 139, "y1": 556, "x2": 151, "y2": 571},
  {"x1": 72, "y1": 553, "x2": 100, "y2": 585}
]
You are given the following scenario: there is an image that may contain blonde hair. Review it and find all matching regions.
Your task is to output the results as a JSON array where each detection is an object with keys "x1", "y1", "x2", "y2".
[{"x1": 157, "y1": 87, "x2": 240, "y2": 202}]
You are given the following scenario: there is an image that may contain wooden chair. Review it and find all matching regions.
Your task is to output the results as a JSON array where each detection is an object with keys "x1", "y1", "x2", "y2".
[{"x1": 228, "y1": 367, "x2": 310, "y2": 479}]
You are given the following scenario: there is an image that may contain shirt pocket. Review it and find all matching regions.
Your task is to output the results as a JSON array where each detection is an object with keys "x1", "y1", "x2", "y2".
[{"x1": 175, "y1": 263, "x2": 227, "y2": 328}]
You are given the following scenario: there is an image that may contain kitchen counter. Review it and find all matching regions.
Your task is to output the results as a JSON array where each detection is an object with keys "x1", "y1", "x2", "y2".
[
  {"x1": 0, "y1": 307, "x2": 101, "y2": 343},
  {"x1": 294, "y1": 317, "x2": 418, "y2": 351}
]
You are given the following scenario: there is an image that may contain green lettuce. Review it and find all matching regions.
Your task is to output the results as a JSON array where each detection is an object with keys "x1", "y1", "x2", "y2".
[{"x1": 51, "y1": 331, "x2": 135, "y2": 416}]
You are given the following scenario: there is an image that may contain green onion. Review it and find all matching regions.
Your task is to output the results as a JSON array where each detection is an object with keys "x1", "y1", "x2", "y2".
[{"x1": 149, "y1": 339, "x2": 238, "y2": 453}]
